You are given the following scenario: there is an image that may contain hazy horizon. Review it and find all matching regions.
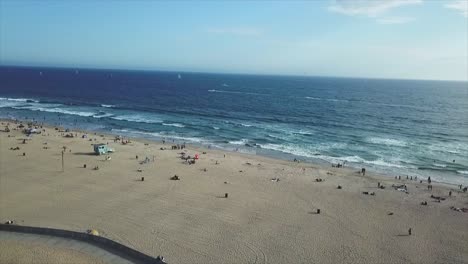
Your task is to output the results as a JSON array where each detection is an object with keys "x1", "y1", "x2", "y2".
[
  {"x1": 2, "y1": 64, "x2": 467, "y2": 83},
  {"x1": 1, "y1": 0, "x2": 467, "y2": 81}
]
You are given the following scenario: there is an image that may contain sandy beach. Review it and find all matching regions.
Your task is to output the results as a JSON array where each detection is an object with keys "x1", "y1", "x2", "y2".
[{"x1": 0, "y1": 120, "x2": 467, "y2": 264}]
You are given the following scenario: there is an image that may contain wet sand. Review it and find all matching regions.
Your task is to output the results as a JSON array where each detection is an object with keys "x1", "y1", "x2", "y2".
[{"x1": 1, "y1": 120, "x2": 467, "y2": 264}]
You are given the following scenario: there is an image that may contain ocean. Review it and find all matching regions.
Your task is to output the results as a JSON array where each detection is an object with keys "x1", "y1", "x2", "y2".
[{"x1": 1, "y1": 66, "x2": 467, "y2": 185}]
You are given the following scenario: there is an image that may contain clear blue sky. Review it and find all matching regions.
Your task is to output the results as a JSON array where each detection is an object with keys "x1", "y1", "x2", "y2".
[{"x1": 1, "y1": 0, "x2": 467, "y2": 80}]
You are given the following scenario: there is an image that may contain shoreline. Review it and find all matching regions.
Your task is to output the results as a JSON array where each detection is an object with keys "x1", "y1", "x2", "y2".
[{"x1": 1, "y1": 117, "x2": 462, "y2": 188}]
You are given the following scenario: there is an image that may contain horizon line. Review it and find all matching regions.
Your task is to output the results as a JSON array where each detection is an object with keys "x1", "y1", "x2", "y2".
[{"x1": 1, "y1": 63, "x2": 467, "y2": 83}]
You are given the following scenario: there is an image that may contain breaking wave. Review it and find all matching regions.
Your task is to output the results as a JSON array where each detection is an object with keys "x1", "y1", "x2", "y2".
[{"x1": 162, "y1": 123, "x2": 185, "y2": 128}]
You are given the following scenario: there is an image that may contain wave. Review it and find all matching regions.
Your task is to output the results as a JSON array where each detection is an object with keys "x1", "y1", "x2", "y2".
[
  {"x1": 212, "y1": 126, "x2": 220, "y2": 130},
  {"x1": 258, "y1": 143, "x2": 408, "y2": 169},
  {"x1": 367, "y1": 137, "x2": 407, "y2": 147},
  {"x1": 208, "y1": 89, "x2": 264, "y2": 96},
  {"x1": 13, "y1": 105, "x2": 96, "y2": 117},
  {"x1": 418, "y1": 166, "x2": 453, "y2": 172},
  {"x1": 316, "y1": 154, "x2": 409, "y2": 169},
  {"x1": 457, "y1": 170, "x2": 468, "y2": 175},
  {"x1": 305, "y1": 96, "x2": 349, "y2": 103},
  {"x1": 229, "y1": 139, "x2": 249, "y2": 145},
  {"x1": 101, "y1": 104, "x2": 115, "y2": 108},
  {"x1": 433, "y1": 163, "x2": 447, "y2": 168},
  {"x1": 93, "y1": 112, "x2": 114, "y2": 118},
  {"x1": 162, "y1": 123, "x2": 185, "y2": 128},
  {"x1": 111, "y1": 114, "x2": 162, "y2": 124},
  {"x1": 267, "y1": 134, "x2": 288, "y2": 141},
  {"x1": 0, "y1": 97, "x2": 39, "y2": 103},
  {"x1": 110, "y1": 128, "x2": 211, "y2": 144},
  {"x1": 38, "y1": 108, "x2": 96, "y2": 117},
  {"x1": 427, "y1": 142, "x2": 468, "y2": 155},
  {"x1": 292, "y1": 130, "x2": 314, "y2": 136},
  {"x1": 259, "y1": 143, "x2": 317, "y2": 158}
]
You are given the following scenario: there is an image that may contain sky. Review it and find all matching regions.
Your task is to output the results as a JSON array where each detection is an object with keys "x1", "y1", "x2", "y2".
[{"x1": 0, "y1": 0, "x2": 467, "y2": 81}]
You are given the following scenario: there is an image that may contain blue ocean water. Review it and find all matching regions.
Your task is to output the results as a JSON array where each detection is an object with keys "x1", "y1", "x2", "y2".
[{"x1": 1, "y1": 66, "x2": 467, "y2": 184}]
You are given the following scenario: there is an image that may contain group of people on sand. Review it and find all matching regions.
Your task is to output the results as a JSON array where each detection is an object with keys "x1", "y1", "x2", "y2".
[
  {"x1": 171, "y1": 143, "x2": 186, "y2": 150},
  {"x1": 331, "y1": 161, "x2": 346, "y2": 168},
  {"x1": 394, "y1": 175, "x2": 419, "y2": 182},
  {"x1": 180, "y1": 152, "x2": 197, "y2": 165}
]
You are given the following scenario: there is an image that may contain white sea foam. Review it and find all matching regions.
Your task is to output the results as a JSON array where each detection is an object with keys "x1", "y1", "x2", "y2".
[
  {"x1": 0, "y1": 97, "x2": 39, "y2": 103},
  {"x1": 101, "y1": 104, "x2": 115, "y2": 108},
  {"x1": 457, "y1": 170, "x2": 468, "y2": 175},
  {"x1": 0, "y1": 101, "x2": 22, "y2": 108},
  {"x1": 267, "y1": 134, "x2": 288, "y2": 140},
  {"x1": 111, "y1": 128, "x2": 129, "y2": 133},
  {"x1": 43, "y1": 108, "x2": 96, "y2": 117},
  {"x1": 93, "y1": 113, "x2": 114, "y2": 118},
  {"x1": 212, "y1": 126, "x2": 220, "y2": 130},
  {"x1": 433, "y1": 163, "x2": 447, "y2": 168},
  {"x1": 259, "y1": 143, "x2": 317, "y2": 158},
  {"x1": 0, "y1": 97, "x2": 38, "y2": 108},
  {"x1": 258, "y1": 142, "x2": 407, "y2": 169},
  {"x1": 111, "y1": 129, "x2": 209, "y2": 144},
  {"x1": 293, "y1": 130, "x2": 314, "y2": 136},
  {"x1": 229, "y1": 139, "x2": 249, "y2": 145},
  {"x1": 316, "y1": 154, "x2": 407, "y2": 168},
  {"x1": 305, "y1": 96, "x2": 349, "y2": 103},
  {"x1": 162, "y1": 123, "x2": 185, "y2": 128},
  {"x1": 367, "y1": 137, "x2": 407, "y2": 147},
  {"x1": 207, "y1": 89, "x2": 264, "y2": 96},
  {"x1": 111, "y1": 114, "x2": 162, "y2": 124},
  {"x1": 13, "y1": 104, "x2": 96, "y2": 117},
  {"x1": 364, "y1": 159, "x2": 406, "y2": 168}
]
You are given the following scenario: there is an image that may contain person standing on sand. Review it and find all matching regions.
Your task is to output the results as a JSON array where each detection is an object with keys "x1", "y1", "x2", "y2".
[{"x1": 408, "y1": 228, "x2": 412, "y2": 236}]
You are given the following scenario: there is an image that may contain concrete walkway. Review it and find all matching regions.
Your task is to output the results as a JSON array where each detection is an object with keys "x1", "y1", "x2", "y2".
[{"x1": 0, "y1": 230, "x2": 135, "y2": 264}]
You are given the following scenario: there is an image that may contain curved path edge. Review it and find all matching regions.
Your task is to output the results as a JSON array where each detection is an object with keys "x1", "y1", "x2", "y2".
[{"x1": 0, "y1": 224, "x2": 165, "y2": 264}]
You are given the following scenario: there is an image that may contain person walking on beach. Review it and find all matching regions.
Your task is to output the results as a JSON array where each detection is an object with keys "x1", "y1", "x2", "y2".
[{"x1": 408, "y1": 228, "x2": 412, "y2": 236}]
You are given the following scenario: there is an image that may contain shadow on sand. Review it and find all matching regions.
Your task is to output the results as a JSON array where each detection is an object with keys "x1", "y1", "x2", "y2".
[{"x1": 73, "y1": 152, "x2": 96, "y2": 156}]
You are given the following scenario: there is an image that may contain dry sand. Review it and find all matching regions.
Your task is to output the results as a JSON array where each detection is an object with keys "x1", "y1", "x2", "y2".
[{"x1": 0, "y1": 120, "x2": 467, "y2": 264}]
